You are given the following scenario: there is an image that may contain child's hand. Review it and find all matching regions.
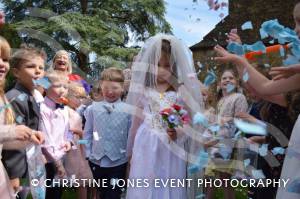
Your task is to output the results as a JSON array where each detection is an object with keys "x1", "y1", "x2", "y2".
[
  {"x1": 15, "y1": 125, "x2": 34, "y2": 140},
  {"x1": 10, "y1": 178, "x2": 20, "y2": 192},
  {"x1": 61, "y1": 142, "x2": 71, "y2": 152},
  {"x1": 30, "y1": 131, "x2": 45, "y2": 145},
  {"x1": 269, "y1": 65, "x2": 299, "y2": 80},
  {"x1": 54, "y1": 160, "x2": 66, "y2": 178},
  {"x1": 167, "y1": 128, "x2": 177, "y2": 141},
  {"x1": 214, "y1": 45, "x2": 241, "y2": 63},
  {"x1": 226, "y1": 32, "x2": 242, "y2": 44},
  {"x1": 247, "y1": 136, "x2": 266, "y2": 144},
  {"x1": 235, "y1": 112, "x2": 258, "y2": 124}
]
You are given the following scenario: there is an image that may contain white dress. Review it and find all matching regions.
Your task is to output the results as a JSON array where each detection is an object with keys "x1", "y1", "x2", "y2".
[
  {"x1": 126, "y1": 89, "x2": 188, "y2": 199},
  {"x1": 276, "y1": 114, "x2": 300, "y2": 199}
]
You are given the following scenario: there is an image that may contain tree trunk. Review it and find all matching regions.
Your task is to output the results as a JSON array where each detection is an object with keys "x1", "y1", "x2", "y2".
[
  {"x1": 80, "y1": 0, "x2": 88, "y2": 14},
  {"x1": 77, "y1": 51, "x2": 89, "y2": 73}
]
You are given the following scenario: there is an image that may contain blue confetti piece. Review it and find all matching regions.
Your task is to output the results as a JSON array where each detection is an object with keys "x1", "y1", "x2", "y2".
[
  {"x1": 188, "y1": 164, "x2": 200, "y2": 174},
  {"x1": 17, "y1": 93, "x2": 27, "y2": 101},
  {"x1": 244, "y1": 159, "x2": 250, "y2": 167},
  {"x1": 227, "y1": 42, "x2": 245, "y2": 55},
  {"x1": 287, "y1": 178, "x2": 300, "y2": 194},
  {"x1": 33, "y1": 77, "x2": 51, "y2": 89},
  {"x1": 252, "y1": 169, "x2": 266, "y2": 179},
  {"x1": 279, "y1": 46, "x2": 285, "y2": 57},
  {"x1": 195, "y1": 193, "x2": 205, "y2": 199},
  {"x1": 258, "y1": 144, "x2": 268, "y2": 157},
  {"x1": 242, "y1": 71, "x2": 249, "y2": 82},
  {"x1": 208, "y1": 124, "x2": 220, "y2": 132},
  {"x1": 291, "y1": 43, "x2": 300, "y2": 59},
  {"x1": 271, "y1": 147, "x2": 285, "y2": 155},
  {"x1": 234, "y1": 131, "x2": 243, "y2": 140},
  {"x1": 241, "y1": 21, "x2": 253, "y2": 30},
  {"x1": 226, "y1": 83, "x2": 235, "y2": 93},
  {"x1": 269, "y1": 39, "x2": 274, "y2": 44},
  {"x1": 193, "y1": 112, "x2": 209, "y2": 127},
  {"x1": 16, "y1": 115, "x2": 23, "y2": 124},
  {"x1": 204, "y1": 69, "x2": 216, "y2": 87},
  {"x1": 234, "y1": 119, "x2": 267, "y2": 135},
  {"x1": 259, "y1": 28, "x2": 268, "y2": 39},
  {"x1": 0, "y1": 104, "x2": 11, "y2": 113},
  {"x1": 77, "y1": 139, "x2": 88, "y2": 145},
  {"x1": 243, "y1": 41, "x2": 266, "y2": 53},
  {"x1": 283, "y1": 54, "x2": 299, "y2": 66}
]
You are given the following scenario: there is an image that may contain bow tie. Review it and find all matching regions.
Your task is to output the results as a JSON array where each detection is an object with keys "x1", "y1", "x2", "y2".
[
  {"x1": 103, "y1": 104, "x2": 114, "y2": 114},
  {"x1": 55, "y1": 103, "x2": 65, "y2": 109}
]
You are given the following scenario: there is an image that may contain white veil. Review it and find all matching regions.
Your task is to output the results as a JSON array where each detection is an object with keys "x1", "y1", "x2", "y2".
[{"x1": 126, "y1": 34, "x2": 206, "y2": 198}]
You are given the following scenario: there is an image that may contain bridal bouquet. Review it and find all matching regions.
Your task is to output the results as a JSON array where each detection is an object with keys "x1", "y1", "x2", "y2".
[{"x1": 160, "y1": 104, "x2": 190, "y2": 129}]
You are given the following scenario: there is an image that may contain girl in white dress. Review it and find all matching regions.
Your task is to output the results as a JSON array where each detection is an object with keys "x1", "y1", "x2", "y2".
[{"x1": 126, "y1": 34, "x2": 205, "y2": 199}]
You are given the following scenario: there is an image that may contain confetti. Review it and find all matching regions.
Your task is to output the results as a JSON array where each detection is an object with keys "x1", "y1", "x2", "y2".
[
  {"x1": 279, "y1": 46, "x2": 285, "y2": 57},
  {"x1": 204, "y1": 69, "x2": 216, "y2": 87},
  {"x1": 120, "y1": 149, "x2": 126, "y2": 154},
  {"x1": 234, "y1": 119, "x2": 267, "y2": 136},
  {"x1": 197, "y1": 61, "x2": 203, "y2": 69},
  {"x1": 242, "y1": 71, "x2": 249, "y2": 82},
  {"x1": 258, "y1": 144, "x2": 268, "y2": 157},
  {"x1": 264, "y1": 63, "x2": 270, "y2": 68},
  {"x1": 193, "y1": 112, "x2": 209, "y2": 127},
  {"x1": 259, "y1": 28, "x2": 268, "y2": 39},
  {"x1": 93, "y1": 131, "x2": 100, "y2": 141},
  {"x1": 269, "y1": 39, "x2": 274, "y2": 44},
  {"x1": 110, "y1": 178, "x2": 118, "y2": 186},
  {"x1": 16, "y1": 115, "x2": 24, "y2": 124},
  {"x1": 33, "y1": 77, "x2": 51, "y2": 89},
  {"x1": 77, "y1": 139, "x2": 88, "y2": 145},
  {"x1": 226, "y1": 83, "x2": 235, "y2": 93},
  {"x1": 241, "y1": 21, "x2": 253, "y2": 30},
  {"x1": 195, "y1": 193, "x2": 205, "y2": 199},
  {"x1": 271, "y1": 147, "x2": 285, "y2": 155},
  {"x1": 283, "y1": 54, "x2": 299, "y2": 66},
  {"x1": 208, "y1": 124, "x2": 220, "y2": 132},
  {"x1": 227, "y1": 42, "x2": 245, "y2": 55},
  {"x1": 17, "y1": 93, "x2": 27, "y2": 101},
  {"x1": 244, "y1": 159, "x2": 251, "y2": 167},
  {"x1": 251, "y1": 169, "x2": 266, "y2": 179},
  {"x1": 243, "y1": 41, "x2": 266, "y2": 53},
  {"x1": 287, "y1": 178, "x2": 300, "y2": 194}
]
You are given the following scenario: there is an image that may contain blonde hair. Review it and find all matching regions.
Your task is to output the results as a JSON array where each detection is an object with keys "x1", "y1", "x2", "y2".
[
  {"x1": 100, "y1": 67, "x2": 124, "y2": 83},
  {"x1": 68, "y1": 81, "x2": 86, "y2": 98},
  {"x1": 10, "y1": 44, "x2": 46, "y2": 69},
  {"x1": 0, "y1": 36, "x2": 14, "y2": 124},
  {"x1": 45, "y1": 70, "x2": 69, "y2": 84},
  {"x1": 52, "y1": 50, "x2": 72, "y2": 74}
]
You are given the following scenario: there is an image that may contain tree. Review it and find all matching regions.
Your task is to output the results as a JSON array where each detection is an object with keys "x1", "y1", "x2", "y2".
[{"x1": 1, "y1": 0, "x2": 171, "y2": 80}]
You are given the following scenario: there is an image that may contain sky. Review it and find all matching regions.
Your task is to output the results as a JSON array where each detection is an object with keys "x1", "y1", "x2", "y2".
[{"x1": 164, "y1": 0, "x2": 228, "y2": 47}]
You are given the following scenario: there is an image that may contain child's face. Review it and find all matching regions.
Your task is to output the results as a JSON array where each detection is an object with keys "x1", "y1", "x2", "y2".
[
  {"x1": 0, "y1": 52, "x2": 10, "y2": 82},
  {"x1": 220, "y1": 71, "x2": 237, "y2": 92},
  {"x1": 68, "y1": 93, "x2": 86, "y2": 109},
  {"x1": 46, "y1": 80, "x2": 68, "y2": 103},
  {"x1": 294, "y1": 4, "x2": 300, "y2": 38},
  {"x1": 101, "y1": 80, "x2": 123, "y2": 103},
  {"x1": 13, "y1": 56, "x2": 45, "y2": 91},
  {"x1": 157, "y1": 55, "x2": 172, "y2": 84},
  {"x1": 54, "y1": 54, "x2": 69, "y2": 72}
]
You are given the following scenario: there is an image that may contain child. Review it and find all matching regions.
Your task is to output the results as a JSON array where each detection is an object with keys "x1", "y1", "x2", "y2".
[
  {"x1": 125, "y1": 34, "x2": 204, "y2": 199},
  {"x1": 2, "y1": 44, "x2": 46, "y2": 195},
  {"x1": 64, "y1": 81, "x2": 93, "y2": 199},
  {"x1": 205, "y1": 68, "x2": 248, "y2": 199},
  {"x1": 52, "y1": 50, "x2": 72, "y2": 74},
  {"x1": 213, "y1": 3, "x2": 300, "y2": 198},
  {"x1": 84, "y1": 67, "x2": 131, "y2": 199},
  {"x1": 0, "y1": 36, "x2": 44, "y2": 199},
  {"x1": 39, "y1": 71, "x2": 72, "y2": 199}
]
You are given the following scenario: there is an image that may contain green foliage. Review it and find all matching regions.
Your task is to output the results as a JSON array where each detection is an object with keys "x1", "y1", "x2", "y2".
[{"x1": 1, "y1": 0, "x2": 171, "y2": 80}]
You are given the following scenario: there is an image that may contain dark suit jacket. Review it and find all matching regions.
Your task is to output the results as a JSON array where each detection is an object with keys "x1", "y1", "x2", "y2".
[{"x1": 2, "y1": 82, "x2": 40, "y2": 179}]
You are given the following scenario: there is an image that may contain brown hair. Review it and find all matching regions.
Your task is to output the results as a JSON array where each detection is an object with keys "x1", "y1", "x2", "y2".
[
  {"x1": 10, "y1": 44, "x2": 46, "y2": 69},
  {"x1": 100, "y1": 67, "x2": 124, "y2": 83}
]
